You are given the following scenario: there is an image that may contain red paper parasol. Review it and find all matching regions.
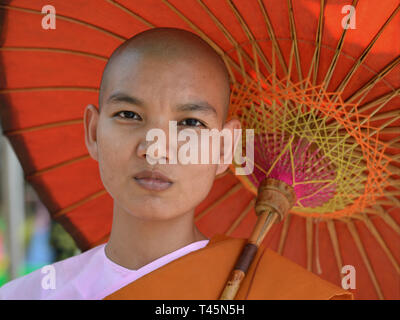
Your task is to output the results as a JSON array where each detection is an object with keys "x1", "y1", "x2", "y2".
[{"x1": 0, "y1": 0, "x2": 399, "y2": 299}]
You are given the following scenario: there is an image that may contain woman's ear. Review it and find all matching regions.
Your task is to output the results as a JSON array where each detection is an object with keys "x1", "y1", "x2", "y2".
[
  {"x1": 215, "y1": 118, "x2": 242, "y2": 176},
  {"x1": 84, "y1": 104, "x2": 100, "y2": 162}
]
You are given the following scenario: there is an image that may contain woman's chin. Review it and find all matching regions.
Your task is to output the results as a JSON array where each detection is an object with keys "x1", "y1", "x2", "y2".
[{"x1": 127, "y1": 208, "x2": 182, "y2": 221}]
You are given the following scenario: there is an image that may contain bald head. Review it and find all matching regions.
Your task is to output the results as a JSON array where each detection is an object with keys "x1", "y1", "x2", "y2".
[{"x1": 98, "y1": 27, "x2": 231, "y2": 122}]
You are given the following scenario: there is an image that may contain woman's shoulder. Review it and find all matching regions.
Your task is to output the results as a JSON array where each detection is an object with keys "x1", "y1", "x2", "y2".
[{"x1": 0, "y1": 244, "x2": 106, "y2": 300}]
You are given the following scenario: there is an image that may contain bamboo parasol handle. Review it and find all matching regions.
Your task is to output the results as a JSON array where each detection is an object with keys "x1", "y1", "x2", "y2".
[{"x1": 219, "y1": 178, "x2": 296, "y2": 300}]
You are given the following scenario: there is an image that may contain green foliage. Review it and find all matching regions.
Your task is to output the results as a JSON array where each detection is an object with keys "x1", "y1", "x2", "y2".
[
  {"x1": 23, "y1": 215, "x2": 34, "y2": 249},
  {"x1": 49, "y1": 222, "x2": 80, "y2": 262}
]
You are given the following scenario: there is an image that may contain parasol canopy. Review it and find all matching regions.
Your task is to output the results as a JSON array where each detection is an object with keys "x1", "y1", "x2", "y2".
[{"x1": 0, "y1": 0, "x2": 399, "y2": 299}]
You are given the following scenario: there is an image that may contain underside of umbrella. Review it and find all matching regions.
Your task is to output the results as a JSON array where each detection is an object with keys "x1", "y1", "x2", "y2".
[{"x1": 0, "y1": 0, "x2": 399, "y2": 299}]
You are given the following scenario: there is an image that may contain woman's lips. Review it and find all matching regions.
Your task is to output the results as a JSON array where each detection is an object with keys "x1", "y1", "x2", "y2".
[
  {"x1": 133, "y1": 170, "x2": 173, "y2": 191},
  {"x1": 134, "y1": 177, "x2": 173, "y2": 191}
]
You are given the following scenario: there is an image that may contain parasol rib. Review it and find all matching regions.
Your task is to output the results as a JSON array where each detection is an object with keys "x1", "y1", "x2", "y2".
[
  {"x1": 346, "y1": 220, "x2": 384, "y2": 300},
  {"x1": 195, "y1": 183, "x2": 242, "y2": 222},
  {"x1": 0, "y1": 87, "x2": 98, "y2": 94},
  {"x1": 0, "y1": 47, "x2": 108, "y2": 61},
  {"x1": 367, "y1": 109, "x2": 400, "y2": 122},
  {"x1": 374, "y1": 205, "x2": 400, "y2": 235},
  {"x1": 345, "y1": 56, "x2": 400, "y2": 104},
  {"x1": 356, "y1": 88, "x2": 400, "y2": 116},
  {"x1": 53, "y1": 189, "x2": 108, "y2": 219},
  {"x1": 25, "y1": 154, "x2": 91, "y2": 179},
  {"x1": 326, "y1": 220, "x2": 344, "y2": 281},
  {"x1": 195, "y1": 0, "x2": 268, "y2": 79},
  {"x1": 0, "y1": 4, "x2": 127, "y2": 41},
  {"x1": 287, "y1": 0, "x2": 303, "y2": 84},
  {"x1": 226, "y1": 0, "x2": 273, "y2": 74},
  {"x1": 334, "y1": 4, "x2": 400, "y2": 96},
  {"x1": 256, "y1": 0, "x2": 288, "y2": 74},
  {"x1": 277, "y1": 213, "x2": 292, "y2": 255},
  {"x1": 387, "y1": 196, "x2": 400, "y2": 209},
  {"x1": 304, "y1": 0, "x2": 325, "y2": 90},
  {"x1": 321, "y1": 0, "x2": 359, "y2": 90},
  {"x1": 161, "y1": 0, "x2": 266, "y2": 87},
  {"x1": 105, "y1": 0, "x2": 155, "y2": 28},
  {"x1": 225, "y1": 198, "x2": 255, "y2": 236},
  {"x1": 4, "y1": 119, "x2": 83, "y2": 136},
  {"x1": 306, "y1": 217, "x2": 313, "y2": 272},
  {"x1": 360, "y1": 213, "x2": 400, "y2": 274},
  {"x1": 314, "y1": 219, "x2": 323, "y2": 274}
]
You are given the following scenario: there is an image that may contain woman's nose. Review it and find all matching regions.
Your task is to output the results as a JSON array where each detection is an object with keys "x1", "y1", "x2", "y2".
[
  {"x1": 136, "y1": 138, "x2": 168, "y2": 164},
  {"x1": 136, "y1": 122, "x2": 178, "y2": 164}
]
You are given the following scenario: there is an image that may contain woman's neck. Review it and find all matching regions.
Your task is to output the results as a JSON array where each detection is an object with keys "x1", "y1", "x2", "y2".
[{"x1": 104, "y1": 204, "x2": 208, "y2": 270}]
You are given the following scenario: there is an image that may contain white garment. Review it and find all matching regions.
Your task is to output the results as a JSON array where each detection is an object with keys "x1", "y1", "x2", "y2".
[{"x1": 0, "y1": 240, "x2": 209, "y2": 300}]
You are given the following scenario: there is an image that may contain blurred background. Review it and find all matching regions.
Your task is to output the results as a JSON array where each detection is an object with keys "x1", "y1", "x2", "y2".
[{"x1": 0, "y1": 124, "x2": 81, "y2": 286}]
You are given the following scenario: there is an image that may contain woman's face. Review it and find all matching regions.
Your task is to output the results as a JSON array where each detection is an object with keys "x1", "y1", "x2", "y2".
[{"x1": 85, "y1": 50, "x2": 239, "y2": 221}]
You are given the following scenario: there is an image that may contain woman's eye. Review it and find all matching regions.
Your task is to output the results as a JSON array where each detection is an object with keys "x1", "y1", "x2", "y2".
[
  {"x1": 179, "y1": 118, "x2": 205, "y2": 127},
  {"x1": 115, "y1": 111, "x2": 142, "y2": 120}
]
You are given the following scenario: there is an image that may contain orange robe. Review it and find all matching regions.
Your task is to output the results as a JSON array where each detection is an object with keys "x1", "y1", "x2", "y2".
[{"x1": 104, "y1": 234, "x2": 353, "y2": 300}]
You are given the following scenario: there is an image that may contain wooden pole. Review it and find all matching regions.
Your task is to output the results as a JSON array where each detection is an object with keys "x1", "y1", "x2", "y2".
[{"x1": 219, "y1": 178, "x2": 296, "y2": 300}]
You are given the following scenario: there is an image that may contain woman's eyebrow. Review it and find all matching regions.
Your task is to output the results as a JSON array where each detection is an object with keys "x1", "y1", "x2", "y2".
[
  {"x1": 107, "y1": 92, "x2": 144, "y2": 107},
  {"x1": 106, "y1": 92, "x2": 217, "y2": 116},
  {"x1": 176, "y1": 102, "x2": 218, "y2": 117}
]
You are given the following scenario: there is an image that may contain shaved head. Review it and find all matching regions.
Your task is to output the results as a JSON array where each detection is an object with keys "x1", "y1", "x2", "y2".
[
  {"x1": 84, "y1": 27, "x2": 242, "y2": 234},
  {"x1": 99, "y1": 27, "x2": 231, "y2": 121}
]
